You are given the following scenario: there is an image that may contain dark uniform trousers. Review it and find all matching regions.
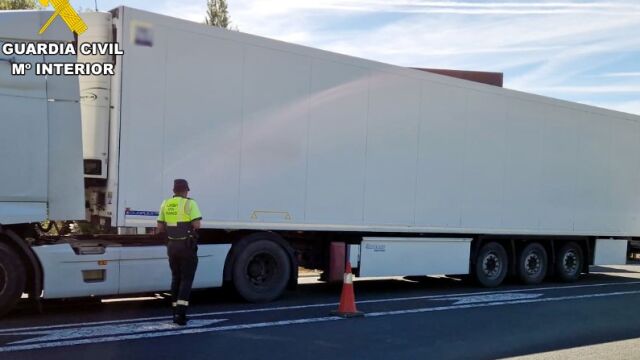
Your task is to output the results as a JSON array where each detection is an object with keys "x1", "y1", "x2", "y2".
[{"x1": 167, "y1": 238, "x2": 198, "y2": 304}]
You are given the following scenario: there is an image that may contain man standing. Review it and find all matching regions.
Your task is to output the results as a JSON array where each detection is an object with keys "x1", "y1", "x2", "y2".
[{"x1": 157, "y1": 179, "x2": 202, "y2": 325}]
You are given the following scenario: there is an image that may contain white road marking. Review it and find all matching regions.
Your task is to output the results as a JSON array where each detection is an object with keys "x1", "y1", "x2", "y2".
[
  {"x1": 365, "y1": 289, "x2": 640, "y2": 317},
  {"x1": 1, "y1": 280, "x2": 640, "y2": 334},
  {"x1": 2, "y1": 289, "x2": 640, "y2": 352},
  {"x1": 355, "y1": 280, "x2": 640, "y2": 305},
  {"x1": 0, "y1": 317, "x2": 344, "y2": 352},
  {"x1": 0, "y1": 315, "x2": 187, "y2": 334},
  {"x1": 433, "y1": 293, "x2": 543, "y2": 305},
  {"x1": 5, "y1": 319, "x2": 227, "y2": 345}
]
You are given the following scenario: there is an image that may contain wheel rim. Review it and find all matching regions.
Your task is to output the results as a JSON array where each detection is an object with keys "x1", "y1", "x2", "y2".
[
  {"x1": 524, "y1": 252, "x2": 542, "y2": 277},
  {"x1": 562, "y1": 250, "x2": 579, "y2": 275},
  {"x1": 483, "y1": 252, "x2": 501, "y2": 279},
  {"x1": 245, "y1": 252, "x2": 278, "y2": 288},
  {"x1": 0, "y1": 263, "x2": 6, "y2": 294}
]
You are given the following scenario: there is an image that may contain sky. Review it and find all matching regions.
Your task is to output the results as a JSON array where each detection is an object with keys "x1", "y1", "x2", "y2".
[{"x1": 70, "y1": 0, "x2": 640, "y2": 115}]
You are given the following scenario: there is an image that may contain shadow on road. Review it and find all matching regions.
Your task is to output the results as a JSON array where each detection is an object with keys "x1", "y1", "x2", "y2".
[{"x1": 590, "y1": 265, "x2": 640, "y2": 274}]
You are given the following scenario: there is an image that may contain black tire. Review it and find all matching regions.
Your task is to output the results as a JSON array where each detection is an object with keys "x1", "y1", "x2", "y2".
[
  {"x1": 474, "y1": 242, "x2": 508, "y2": 287},
  {"x1": 232, "y1": 239, "x2": 291, "y2": 303},
  {"x1": 555, "y1": 242, "x2": 583, "y2": 283},
  {"x1": 0, "y1": 242, "x2": 26, "y2": 317},
  {"x1": 517, "y1": 243, "x2": 548, "y2": 285}
]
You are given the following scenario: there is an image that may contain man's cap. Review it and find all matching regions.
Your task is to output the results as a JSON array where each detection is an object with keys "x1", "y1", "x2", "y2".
[{"x1": 173, "y1": 179, "x2": 190, "y2": 192}]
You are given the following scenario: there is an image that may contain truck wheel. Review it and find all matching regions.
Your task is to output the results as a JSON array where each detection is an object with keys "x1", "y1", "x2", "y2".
[
  {"x1": 517, "y1": 243, "x2": 547, "y2": 285},
  {"x1": 0, "y1": 242, "x2": 26, "y2": 317},
  {"x1": 475, "y1": 242, "x2": 508, "y2": 287},
  {"x1": 555, "y1": 242, "x2": 583, "y2": 282},
  {"x1": 232, "y1": 239, "x2": 291, "y2": 303}
]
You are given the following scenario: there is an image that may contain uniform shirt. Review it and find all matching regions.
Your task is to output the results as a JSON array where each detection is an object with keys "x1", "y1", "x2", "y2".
[{"x1": 157, "y1": 196, "x2": 202, "y2": 239}]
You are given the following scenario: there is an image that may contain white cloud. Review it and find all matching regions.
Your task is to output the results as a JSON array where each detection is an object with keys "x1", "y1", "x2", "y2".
[
  {"x1": 231, "y1": 0, "x2": 640, "y2": 15},
  {"x1": 527, "y1": 85, "x2": 640, "y2": 94},
  {"x1": 601, "y1": 72, "x2": 640, "y2": 77},
  {"x1": 599, "y1": 100, "x2": 640, "y2": 115},
  {"x1": 117, "y1": 0, "x2": 640, "y2": 115},
  {"x1": 229, "y1": 1, "x2": 639, "y2": 115},
  {"x1": 156, "y1": 1, "x2": 206, "y2": 22}
]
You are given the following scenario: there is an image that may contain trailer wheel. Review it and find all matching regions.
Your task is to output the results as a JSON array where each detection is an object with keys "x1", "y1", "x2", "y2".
[
  {"x1": 555, "y1": 242, "x2": 583, "y2": 283},
  {"x1": 0, "y1": 242, "x2": 26, "y2": 317},
  {"x1": 475, "y1": 242, "x2": 508, "y2": 287},
  {"x1": 232, "y1": 239, "x2": 291, "y2": 303},
  {"x1": 517, "y1": 243, "x2": 547, "y2": 285}
]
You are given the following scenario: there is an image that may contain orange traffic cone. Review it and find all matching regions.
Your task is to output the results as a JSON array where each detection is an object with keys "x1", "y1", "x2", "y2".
[{"x1": 331, "y1": 261, "x2": 364, "y2": 318}]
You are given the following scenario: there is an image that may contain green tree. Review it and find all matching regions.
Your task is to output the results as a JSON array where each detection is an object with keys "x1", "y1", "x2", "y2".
[
  {"x1": 0, "y1": 0, "x2": 38, "y2": 10},
  {"x1": 205, "y1": 0, "x2": 231, "y2": 29}
]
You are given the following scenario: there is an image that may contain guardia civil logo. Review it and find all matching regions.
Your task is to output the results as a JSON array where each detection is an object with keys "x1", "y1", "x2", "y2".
[{"x1": 37, "y1": 0, "x2": 88, "y2": 35}]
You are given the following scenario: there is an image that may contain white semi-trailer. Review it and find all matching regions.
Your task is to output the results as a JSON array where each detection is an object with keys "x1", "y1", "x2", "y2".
[{"x1": 0, "y1": 7, "x2": 635, "y2": 317}]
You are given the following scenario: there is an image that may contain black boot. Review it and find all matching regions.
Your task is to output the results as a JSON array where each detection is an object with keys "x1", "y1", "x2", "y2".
[
  {"x1": 174, "y1": 305, "x2": 188, "y2": 326},
  {"x1": 172, "y1": 305, "x2": 179, "y2": 324}
]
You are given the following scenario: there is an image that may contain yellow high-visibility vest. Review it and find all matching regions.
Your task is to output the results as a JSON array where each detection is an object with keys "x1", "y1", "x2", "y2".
[{"x1": 157, "y1": 196, "x2": 202, "y2": 239}]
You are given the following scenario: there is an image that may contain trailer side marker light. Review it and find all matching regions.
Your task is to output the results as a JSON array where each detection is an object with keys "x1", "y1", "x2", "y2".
[{"x1": 250, "y1": 210, "x2": 292, "y2": 221}]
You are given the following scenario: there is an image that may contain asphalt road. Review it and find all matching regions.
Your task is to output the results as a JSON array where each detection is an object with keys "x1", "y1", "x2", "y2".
[{"x1": 2, "y1": 266, "x2": 640, "y2": 360}]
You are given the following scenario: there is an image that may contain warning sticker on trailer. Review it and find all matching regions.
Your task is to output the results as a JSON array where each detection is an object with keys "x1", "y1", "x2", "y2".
[
  {"x1": 131, "y1": 21, "x2": 154, "y2": 47},
  {"x1": 365, "y1": 243, "x2": 386, "y2": 252}
]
